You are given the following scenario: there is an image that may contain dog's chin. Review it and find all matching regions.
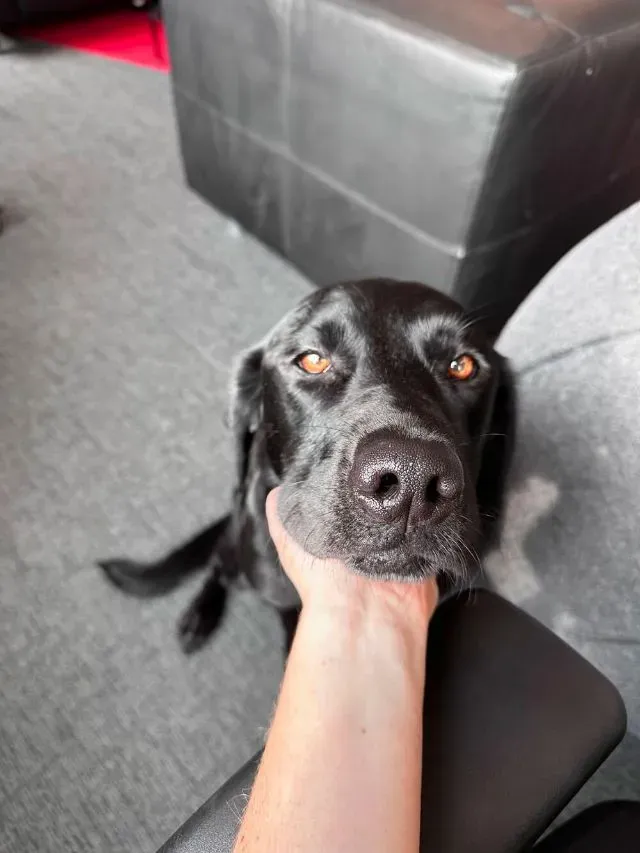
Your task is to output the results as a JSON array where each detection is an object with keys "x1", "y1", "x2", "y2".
[
  {"x1": 284, "y1": 517, "x2": 472, "y2": 582},
  {"x1": 345, "y1": 545, "x2": 466, "y2": 582},
  {"x1": 346, "y1": 551, "x2": 434, "y2": 582}
]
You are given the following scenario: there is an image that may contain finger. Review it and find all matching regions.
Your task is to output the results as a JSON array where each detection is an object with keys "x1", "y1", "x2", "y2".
[
  {"x1": 265, "y1": 488, "x2": 314, "y2": 572},
  {"x1": 264, "y1": 487, "x2": 283, "y2": 543},
  {"x1": 266, "y1": 489, "x2": 346, "y2": 584},
  {"x1": 425, "y1": 576, "x2": 440, "y2": 614}
]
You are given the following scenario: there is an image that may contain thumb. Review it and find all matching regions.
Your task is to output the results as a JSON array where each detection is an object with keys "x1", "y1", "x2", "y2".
[
  {"x1": 265, "y1": 488, "x2": 314, "y2": 575},
  {"x1": 265, "y1": 488, "x2": 346, "y2": 589}
]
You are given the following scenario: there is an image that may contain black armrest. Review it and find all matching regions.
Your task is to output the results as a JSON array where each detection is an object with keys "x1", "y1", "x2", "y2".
[{"x1": 157, "y1": 590, "x2": 626, "y2": 853}]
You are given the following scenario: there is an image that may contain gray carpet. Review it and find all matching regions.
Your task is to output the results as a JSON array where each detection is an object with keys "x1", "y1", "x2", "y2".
[{"x1": 0, "y1": 47, "x2": 310, "y2": 851}]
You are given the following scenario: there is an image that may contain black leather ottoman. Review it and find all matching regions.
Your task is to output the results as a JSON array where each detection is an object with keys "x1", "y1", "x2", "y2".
[{"x1": 164, "y1": 0, "x2": 640, "y2": 334}]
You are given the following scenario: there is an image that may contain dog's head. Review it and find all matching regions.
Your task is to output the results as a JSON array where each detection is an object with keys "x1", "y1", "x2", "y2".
[{"x1": 230, "y1": 279, "x2": 508, "y2": 581}]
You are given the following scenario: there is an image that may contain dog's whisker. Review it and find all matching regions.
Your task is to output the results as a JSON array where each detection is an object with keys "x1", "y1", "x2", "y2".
[
  {"x1": 458, "y1": 431, "x2": 507, "y2": 448},
  {"x1": 444, "y1": 535, "x2": 468, "y2": 585}
]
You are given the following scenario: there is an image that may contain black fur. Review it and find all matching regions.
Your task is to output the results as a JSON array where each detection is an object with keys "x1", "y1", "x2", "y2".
[{"x1": 99, "y1": 279, "x2": 515, "y2": 653}]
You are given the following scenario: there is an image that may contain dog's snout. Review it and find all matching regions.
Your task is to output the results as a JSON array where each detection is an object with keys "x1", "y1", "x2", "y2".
[{"x1": 349, "y1": 431, "x2": 463, "y2": 530}]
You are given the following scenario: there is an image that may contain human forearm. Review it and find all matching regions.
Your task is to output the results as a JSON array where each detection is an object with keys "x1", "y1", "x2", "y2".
[{"x1": 234, "y1": 592, "x2": 429, "y2": 853}]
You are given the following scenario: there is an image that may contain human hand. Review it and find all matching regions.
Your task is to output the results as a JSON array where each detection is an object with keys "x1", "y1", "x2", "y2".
[{"x1": 265, "y1": 488, "x2": 439, "y2": 630}]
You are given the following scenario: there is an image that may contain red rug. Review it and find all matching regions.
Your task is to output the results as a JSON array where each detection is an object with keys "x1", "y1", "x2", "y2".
[{"x1": 20, "y1": 9, "x2": 169, "y2": 71}]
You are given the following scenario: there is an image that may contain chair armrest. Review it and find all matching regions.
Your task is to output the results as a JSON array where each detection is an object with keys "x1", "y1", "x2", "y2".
[{"x1": 157, "y1": 590, "x2": 626, "y2": 853}]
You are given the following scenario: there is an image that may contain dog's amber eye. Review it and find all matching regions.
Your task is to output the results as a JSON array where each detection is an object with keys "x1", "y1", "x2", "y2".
[
  {"x1": 297, "y1": 351, "x2": 332, "y2": 375},
  {"x1": 448, "y1": 354, "x2": 477, "y2": 381}
]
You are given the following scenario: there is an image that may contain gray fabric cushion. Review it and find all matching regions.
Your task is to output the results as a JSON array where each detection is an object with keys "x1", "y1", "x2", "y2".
[{"x1": 489, "y1": 201, "x2": 640, "y2": 808}]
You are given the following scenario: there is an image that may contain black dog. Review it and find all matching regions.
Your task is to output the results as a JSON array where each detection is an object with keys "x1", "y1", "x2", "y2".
[{"x1": 100, "y1": 279, "x2": 514, "y2": 652}]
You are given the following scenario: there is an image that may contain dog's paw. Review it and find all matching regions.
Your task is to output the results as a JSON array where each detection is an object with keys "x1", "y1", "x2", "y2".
[
  {"x1": 177, "y1": 604, "x2": 212, "y2": 654},
  {"x1": 177, "y1": 583, "x2": 227, "y2": 654}
]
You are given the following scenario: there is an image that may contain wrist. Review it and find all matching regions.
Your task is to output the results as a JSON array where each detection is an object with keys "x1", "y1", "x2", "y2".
[
  {"x1": 299, "y1": 580, "x2": 433, "y2": 664},
  {"x1": 293, "y1": 594, "x2": 429, "y2": 728},
  {"x1": 303, "y1": 572, "x2": 437, "y2": 637}
]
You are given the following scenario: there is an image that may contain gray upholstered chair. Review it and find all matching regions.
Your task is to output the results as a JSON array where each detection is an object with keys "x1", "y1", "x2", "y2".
[{"x1": 487, "y1": 200, "x2": 640, "y2": 813}]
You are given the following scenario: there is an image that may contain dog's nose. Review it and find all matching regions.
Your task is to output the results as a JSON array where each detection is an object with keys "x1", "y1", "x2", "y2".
[{"x1": 349, "y1": 431, "x2": 463, "y2": 530}]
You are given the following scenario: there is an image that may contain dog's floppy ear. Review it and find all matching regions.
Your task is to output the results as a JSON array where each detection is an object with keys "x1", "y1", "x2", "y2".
[
  {"x1": 474, "y1": 354, "x2": 517, "y2": 547},
  {"x1": 228, "y1": 345, "x2": 264, "y2": 483}
]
